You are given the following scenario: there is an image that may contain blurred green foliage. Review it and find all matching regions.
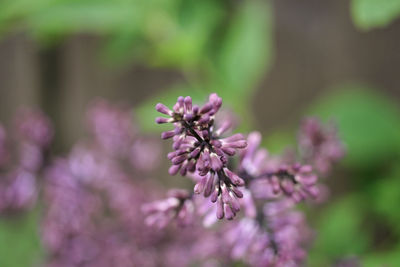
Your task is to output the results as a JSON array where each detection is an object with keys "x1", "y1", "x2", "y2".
[
  {"x1": 0, "y1": 0, "x2": 274, "y2": 133},
  {"x1": 351, "y1": 0, "x2": 400, "y2": 30},
  {"x1": 307, "y1": 85, "x2": 400, "y2": 266},
  {"x1": 135, "y1": 0, "x2": 273, "y2": 132},
  {"x1": 309, "y1": 85, "x2": 400, "y2": 169},
  {"x1": 308, "y1": 195, "x2": 370, "y2": 266},
  {"x1": 0, "y1": 209, "x2": 43, "y2": 267}
]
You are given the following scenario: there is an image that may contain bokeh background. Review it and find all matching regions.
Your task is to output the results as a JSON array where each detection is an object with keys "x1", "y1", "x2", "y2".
[{"x1": 0, "y1": 0, "x2": 400, "y2": 266}]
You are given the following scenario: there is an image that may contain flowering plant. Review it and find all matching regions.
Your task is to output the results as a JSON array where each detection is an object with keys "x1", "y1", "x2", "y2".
[
  {"x1": 0, "y1": 94, "x2": 345, "y2": 267},
  {"x1": 144, "y1": 93, "x2": 345, "y2": 266}
]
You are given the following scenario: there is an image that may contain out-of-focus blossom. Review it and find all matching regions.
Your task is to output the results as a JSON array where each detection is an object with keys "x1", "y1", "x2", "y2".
[
  {"x1": 43, "y1": 143, "x2": 215, "y2": 267},
  {"x1": 0, "y1": 170, "x2": 37, "y2": 213},
  {"x1": 14, "y1": 108, "x2": 53, "y2": 148},
  {"x1": 264, "y1": 163, "x2": 319, "y2": 202},
  {"x1": 42, "y1": 100, "x2": 220, "y2": 267},
  {"x1": 0, "y1": 125, "x2": 8, "y2": 167},
  {"x1": 240, "y1": 132, "x2": 320, "y2": 202},
  {"x1": 142, "y1": 189, "x2": 194, "y2": 228},
  {"x1": 0, "y1": 108, "x2": 53, "y2": 214},
  {"x1": 87, "y1": 99, "x2": 137, "y2": 157},
  {"x1": 224, "y1": 199, "x2": 311, "y2": 267},
  {"x1": 87, "y1": 99, "x2": 161, "y2": 171},
  {"x1": 129, "y1": 137, "x2": 162, "y2": 172},
  {"x1": 298, "y1": 118, "x2": 345, "y2": 174}
]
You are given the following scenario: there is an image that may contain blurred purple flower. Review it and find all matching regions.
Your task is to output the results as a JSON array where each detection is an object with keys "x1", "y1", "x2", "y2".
[
  {"x1": 0, "y1": 125, "x2": 8, "y2": 167},
  {"x1": 224, "y1": 199, "x2": 312, "y2": 267},
  {"x1": 0, "y1": 169, "x2": 37, "y2": 213},
  {"x1": 129, "y1": 137, "x2": 162, "y2": 172},
  {"x1": 0, "y1": 108, "x2": 53, "y2": 214},
  {"x1": 87, "y1": 99, "x2": 137, "y2": 157},
  {"x1": 298, "y1": 118, "x2": 345, "y2": 174},
  {"x1": 142, "y1": 189, "x2": 194, "y2": 228},
  {"x1": 14, "y1": 108, "x2": 53, "y2": 148}
]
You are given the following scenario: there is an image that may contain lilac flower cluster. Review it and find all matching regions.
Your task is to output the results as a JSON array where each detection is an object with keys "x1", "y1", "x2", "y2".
[
  {"x1": 225, "y1": 200, "x2": 310, "y2": 267},
  {"x1": 42, "y1": 100, "x2": 217, "y2": 267},
  {"x1": 0, "y1": 109, "x2": 53, "y2": 214},
  {"x1": 149, "y1": 93, "x2": 345, "y2": 266},
  {"x1": 240, "y1": 132, "x2": 320, "y2": 203},
  {"x1": 155, "y1": 94, "x2": 247, "y2": 220},
  {"x1": 0, "y1": 95, "x2": 346, "y2": 267}
]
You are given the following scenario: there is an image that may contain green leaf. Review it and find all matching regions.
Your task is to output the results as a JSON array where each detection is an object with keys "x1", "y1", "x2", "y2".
[
  {"x1": 308, "y1": 196, "x2": 370, "y2": 265},
  {"x1": 149, "y1": 0, "x2": 223, "y2": 69},
  {"x1": 351, "y1": 0, "x2": 400, "y2": 30},
  {"x1": 362, "y1": 246, "x2": 400, "y2": 267},
  {"x1": 369, "y1": 164, "x2": 400, "y2": 235},
  {"x1": 308, "y1": 84, "x2": 400, "y2": 169},
  {"x1": 0, "y1": 209, "x2": 43, "y2": 267},
  {"x1": 213, "y1": 0, "x2": 273, "y2": 93},
  {"x1": 262, "y1": 129, "x2": 295, "y2": 154}
]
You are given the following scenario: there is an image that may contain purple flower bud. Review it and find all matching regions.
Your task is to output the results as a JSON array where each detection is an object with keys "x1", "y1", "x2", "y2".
[
  {"x1": 194, "y1": 176, "x2": 207, "y2": 194},
  {"x1": 155, "y1": 103, "x2": 173, "y2": 116},
  {"x1": 225, "y1": 205, "x2": 235, "y2": 220},
  {"x1": 198, "y1": 114, "x2": 211, "y2": 125},
  {"x1": 223, "y1": 140, "x2": 247, "y2": 149},
  {"x1": 179, "y1": 163, "x2": 188, "y2": 176},
  {"x1": 190, "y1": 147, "x2": 201, "y2": 158},
  {"x1": 209, "y1": 93, "x2": 222, "y2": 110},
  {"x1": 200, "y1": 103, "x2": 213, "y2": 114},
  {"x1": 177, "y1": 96, "x2": 184, "y2": 106},
  {"x1": 210, "y1": 139, "x2": 222, "y2": 148},
  {"x1": 183, "y1": 113, "x2": 194, "y2": 121},
  {"x1": 222, "y1": 133, "x2": 245, "y2": 143},
  {"x1": 167, "y1": 151, "x2": 177, "y2": 160},
  {"x1": 161, "y1": 130, "x2": 175, "y2": 139},
  {"x1": 186, "y1": 159, "x2": 196, "y2": 172},
  {"x1": 221, "y1": 183, "x2": 230, "y2": 203},
  {"x1": 155, "y1": 117, "x2": 173, "y2": 124},
  {"x1": 204, "y1": 173, "x2": 215, "y2": 197},
  {"x1": 172, "y1": 154, "x2": 187, "y2": 165},
  {"x1": 231, "y1": 187, "x2": 244, "y2": 198},
  {"x1": 225, "y1": 169, "x2": 245, "y2": 186},
  {"x1": 221, "y1": 147, "x2": 236, "y2": 156},
  {"x1": 169, "y1": 165, "x2": 181, "y2": 175},
  {"x1": 216, "y1": 196, "x2": 224, "y2": 219},
  {"x1": 192, "y1": 105, "x2": 199, "y2": 114},
  {"x1": 229, "y1": 192, "x2": 241, "y2": 212},
  {"x1": 210, "y1": 153, "x2": 222, "y2": 171},
  {"x1": 210, "y1": 188, "x2": 219, "y2": 203},
  {"x1": 214, "y1": 121, "x2": 231, "y2": 136},
  {"x1": 184, "y1": 96, "x2": 192, "y2": 113}
]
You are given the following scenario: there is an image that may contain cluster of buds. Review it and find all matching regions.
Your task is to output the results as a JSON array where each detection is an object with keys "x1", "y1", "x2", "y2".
[
  {"x1": 240, "y1": 131, "x2": 320, "y2": 202},
  {"x1": 155, "y1": 94, "x2": 247, "y2": 220},
  {"x1": 146, "y1": 93, "x2": 346, "y2": 266},
  {"x1": 261, "y1": 163, "x2": 319, "y2": 203},
  {"x1": 224, "y1": 199, "x2": 311, "y2": 267}
]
